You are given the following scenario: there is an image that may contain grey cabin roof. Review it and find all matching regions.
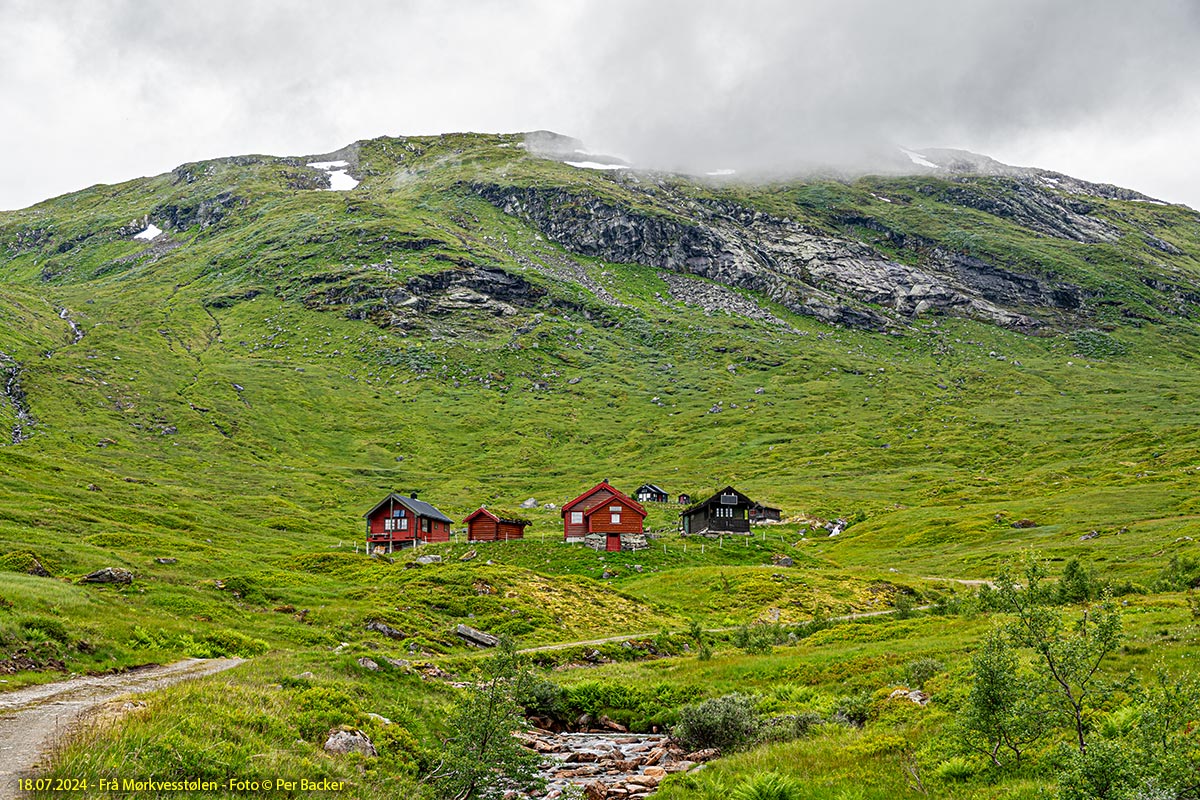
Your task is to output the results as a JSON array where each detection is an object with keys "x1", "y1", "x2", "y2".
[
  {"x1": 364, "y1": 493, "x2": 454, "y2": 523},
  {"x1": 637, "y1": 483, "x2": 668, "y2": 495}
]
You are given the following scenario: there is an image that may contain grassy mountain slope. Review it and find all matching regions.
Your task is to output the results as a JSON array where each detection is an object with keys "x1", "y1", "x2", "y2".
[{"x1": 1, "y1": 132, "x2": 1199, "y2": 797}]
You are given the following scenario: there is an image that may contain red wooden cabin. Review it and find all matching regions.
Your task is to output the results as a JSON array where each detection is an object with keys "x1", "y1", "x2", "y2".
[
  {"x1": 364, "y1": 492, "x2": 453, "y2": 554},
  {"x1": 561, "y1": 480, "x2": 647, "y2": 551},
  {"x1": 464, "y1": 508, "x2": 530, "y2": 542}
]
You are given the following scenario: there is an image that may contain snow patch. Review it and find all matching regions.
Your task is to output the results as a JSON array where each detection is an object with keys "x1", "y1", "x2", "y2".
[
  {"x1": 901, "y1": 148, "x2": 939, "y2": 169},
  {"x1": 870, "y1": 193, "x2": 893, "y2": 203},
  {"x1": 307, "y1": 160, "x2": 360, "y2": 191},
  {"x1": 564, "y1": 161, "x2": 628, "y2": 170},
  {"x1": 134, "y1": 223, "x2": 162, "y2": 241},
  {"x1": 706, "y1": 169, "x2": 736, "y2": 176}
]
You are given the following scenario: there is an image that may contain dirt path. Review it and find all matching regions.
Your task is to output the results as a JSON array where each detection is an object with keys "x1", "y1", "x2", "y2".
[{"x1": 0, "y1": 658, "x2": 243, "y2": 799}]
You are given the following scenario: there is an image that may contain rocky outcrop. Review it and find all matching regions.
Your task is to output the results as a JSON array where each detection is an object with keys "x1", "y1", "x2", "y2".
[
  {"x1": 323, "y1": 729, "x2": 377, "y2": 757},
  {"x1": 915, "y1": 178, "x2": 1121, "y2": 243},
  {"x1": 81, "y1": 567, "x2": 134, "y2": 585},
  {"x1": 300, "y1": 265, "x2": 561, "y2": 327},
  {"x1": 454, "y1": 624, "x2": 499, "y2": 648},
  {"x1": 472, "y1": 182, "x2": 1079, "y2": 332}
]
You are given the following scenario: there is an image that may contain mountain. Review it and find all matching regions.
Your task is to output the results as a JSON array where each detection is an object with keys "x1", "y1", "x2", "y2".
[{"x1": 1, "y1": 131, "x2": 1199, "y2": 797}]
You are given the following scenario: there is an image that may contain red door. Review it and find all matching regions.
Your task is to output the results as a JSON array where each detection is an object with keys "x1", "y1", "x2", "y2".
[{"x1": 606, "y1": 533, "x2": 621, "y2": 552}]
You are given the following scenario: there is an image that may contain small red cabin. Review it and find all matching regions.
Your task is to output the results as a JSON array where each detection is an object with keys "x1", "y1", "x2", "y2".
[
  {"x1": 365, "y1": 492, "x2": 453, "y2": 554},
  {"x1": 561, "y1": 480, "x2": 647, "y2": 551},
  {"x1": 464, "y1": 508, "x2": 530, "y2": 542}
]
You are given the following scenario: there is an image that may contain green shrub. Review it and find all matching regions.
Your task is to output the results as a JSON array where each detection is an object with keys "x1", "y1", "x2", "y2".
[
  {"x1": 673, "y1": 693, "x2": 761, "y2": 752},
  {"x1": 832, "y1": 693, "x2": 871, "y2": 727},
  {"x1": 730, "y1": 772, "x2": 804, "y2": 800},
  {"x1": 20, "y1": 615, "x2": 71, "y2": 643},
  {"x1": 758, "y1": 711, "x2": 824, "y2": 742},
  {"x1": 934, "y1": 756, "x2": 976, "y2": 782},
  {"x1": 904, "y1": 657, "x2": 945, "y2": 689}
]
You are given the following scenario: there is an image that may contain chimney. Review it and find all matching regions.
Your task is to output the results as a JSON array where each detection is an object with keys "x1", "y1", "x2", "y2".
[{"x1": 410, "y1": 490, "x2": 419, "y2": 500}]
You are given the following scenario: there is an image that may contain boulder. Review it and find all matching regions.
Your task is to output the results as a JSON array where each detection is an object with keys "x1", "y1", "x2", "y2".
[
  {"x1": 81, "y1": 567, "x2": 133, "y2": 585},
  {"x1": 520, "y1": 498, "x2": 538, "y2": 508},
  {"x1": 1011, "y1": 519, "x2": 1038, "y2": 529},
  {"x1": 357, "y1": 657, "x2": 381, "y2": 671},
  {"x1": 323, "y1": 729, "x2": 377, "y2": 757},
  {"x1": 26, "y1": 558, "x2": 51, "y2": 577},
  {"x1": 154, "y1": 557, "x2": 177, "y2": 565},
  {"x1": 414, "y1": 554, "x2": 442, "y2": 565},
  {"x1": 365, "y1": 620, "x2": 406, "y2": 639},
  {"x1": 459, "y1": 549, "x2": 477, "y2": 562},
  {"x1": 772, "y1": 555, "x2": 795, "y2": 567},
  {"x1": 684, "y1": 748, "x2": 720, "y2": 762},
  {"x1": 583, "y1": 781, "x2": 606, "y2": 800},
  {"x1": 454, "y1": 624, "x2": 499, "y2": 647}
]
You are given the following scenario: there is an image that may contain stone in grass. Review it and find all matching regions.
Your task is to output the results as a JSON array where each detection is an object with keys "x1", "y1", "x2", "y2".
[
  {"x1": 414, "y1": 554, "x2": 442, "y2": 565},
  {"x1": 155, "y1": 557, "x2": 178, "y2": 564},
  {"x1": 81, "y1": 567, "x2": 133, "y2": 585},
  {"x1": 459, "y1": 549, "x2": 477, "y2": 562},
  {"x1": 357, "y1": 657, "x2": 381, "y2": 671},
  {"x1": 520, "y1": 498, "x2": 538, "y2": 508},
  {"x1": 323, "y1": 728, "x2": 377, "y2": 757},
  {"x1": 1011, "y1": 519, "x2": 1038, "y2": 529},
  {"x1": 454, "y1": 624, "x2": 499, "y2": 648},
  {"x1": 365, "y1": 620, "x2": 405, "y2": 639}
]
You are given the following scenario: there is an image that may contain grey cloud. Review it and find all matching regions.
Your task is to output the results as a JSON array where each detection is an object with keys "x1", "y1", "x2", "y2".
[{"x1": 1, "y1": 0, "x2": 1198, "y2": 209}]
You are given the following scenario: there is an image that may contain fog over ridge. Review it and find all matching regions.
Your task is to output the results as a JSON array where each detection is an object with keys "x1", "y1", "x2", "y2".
[{"x1": 1, "y1": 0, "x2": 1198, "y2": 209}]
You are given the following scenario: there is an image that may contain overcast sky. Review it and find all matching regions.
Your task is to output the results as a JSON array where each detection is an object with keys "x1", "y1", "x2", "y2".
[{"x1": 3, "y1": 0, "x2": 1199, "y2": 210}]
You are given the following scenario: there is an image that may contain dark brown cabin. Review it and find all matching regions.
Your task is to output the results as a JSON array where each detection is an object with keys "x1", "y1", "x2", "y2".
[
  {"x1": 464, "y1": 508, "x2": 529, "y2": 542},
  {"x1": 750, "y1": 503, "x2": 783, "y2": 523},
  {"x1": 680, "y1": 486, "x2": 761, "y2": 536},
  {"x1": 364, "y1": 492, "x2": 453, "y2": 554},
  {"x1": 634, "y1": 483, "x2": 669, "y2": 504},
  {"x1": 561, "y1": 481, "x2": 647, "y2": 550}
]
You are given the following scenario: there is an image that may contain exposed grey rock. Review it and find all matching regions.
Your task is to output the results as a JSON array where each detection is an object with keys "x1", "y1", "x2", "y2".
[
  {"x1": 81, "y1": 567, "x2": 133, "y2": 585},
  {"x1": 520, "y1": 498, "x2": 538, "y2": 508},
  {"x1": 454, "y1": 624, "x2": 499, "y2": 647},
  {"x1": 472, "y1": 182, "x2": 1097, "y2": 332},
  {"x1": 365, "y1": 620, "x2": 405, "y2": 639},
  {"x1": 26, "y1": 558, "x2": 50, "y2": 577},
  {"x1": 458, "y1": 549, "x2": 477, "y2": 562},
  {"x1": 295, "y1": 671, "x2": 315, "y2": 680},
  {"x1": 154, "y1": 557, "x2": 177, "y2": 564},
  {"x1": 323, "y1": 729, "x2": 377, "y2": 757},
  {"x1": 356, "y1": 657, "x2": 380, "y2": 671},
  {"x1": 414, "y1": 554, "x2": 442, "y2": 565}
]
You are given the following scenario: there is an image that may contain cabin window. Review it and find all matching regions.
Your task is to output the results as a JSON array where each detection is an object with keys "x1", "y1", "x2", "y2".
[
  {"x1": 421, "y1": 518, "x2": 430, "y2": 533},
  {"x1": 720, "y1": 493, "x2": 738, "y2": 505},
  {"x1": 610, "y1": 506, "x2": 622, "y2": 511},
  {"x1": 399, "y1": 518, "x2": 408, "y2": 531},
  {"x1": 611, "y1": 513, "x2": 621, "y2": 524},
  {"x1": 571, "y1": 511, "x2": 583, "y2": 525},
  {"x1": 392, "y1": 508, "x2": 405, "y2": 517},
  {"x1": 716, "y1": 507, "x2": 736, "y2": 519},
  {"x1": 383, "y1": 518, "x2": 393, "y2": 531}
]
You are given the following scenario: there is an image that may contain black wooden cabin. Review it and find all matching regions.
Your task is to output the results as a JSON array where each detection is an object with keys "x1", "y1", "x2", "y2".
[{"x1": 680, "y1": 486, "x2": 756, "y2": 535}]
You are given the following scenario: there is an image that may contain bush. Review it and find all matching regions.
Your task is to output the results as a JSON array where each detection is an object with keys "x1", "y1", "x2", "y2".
[
  {"x1": 1057, "y1": 558, "x2": 1096, "y2": 603},
  {"x1": 515, "y1": 674, "x2": 564, "y2": 718},
  {"x1": 934, "y1": 756, "x2": 975, "y2": 782},
  {"x1": 673, "y1": 693, "x2": 761, "y2": 752},
  {"x1": 730, "y1": 772, "x2": 804, "y2": 800},
  {"x1": 20, "y1": 616, "x2": 71, "y2": 643},
  {"x1": 832, "y1": 693, "x2": 871, "y2": 727},
  {"x1": 758, "y1": 711, "x2": 824, "y2": 742},
  {"x1": 904, "y1": 657, "x2": 944, "y2": 689}
]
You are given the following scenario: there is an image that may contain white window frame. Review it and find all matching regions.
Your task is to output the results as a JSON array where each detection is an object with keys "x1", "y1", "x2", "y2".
[
  {"x1": 399, "y1": 518, "x2": 408, "y2": 531},
  {"x1": 570, "y1": 511, "x2": 583, "y2": 525},
  {"x1": 611, "y1": 512, "x2": 621, "y2": 524}
]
